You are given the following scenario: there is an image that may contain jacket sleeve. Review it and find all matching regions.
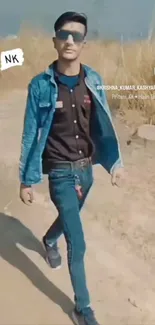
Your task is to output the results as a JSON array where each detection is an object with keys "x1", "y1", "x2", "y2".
[
  {"x1": 19, "y1": 82, "x2": 40, "y2": 185},
  {"x1": 98, "y1": 74, "x2": 124, "y2": 173}
]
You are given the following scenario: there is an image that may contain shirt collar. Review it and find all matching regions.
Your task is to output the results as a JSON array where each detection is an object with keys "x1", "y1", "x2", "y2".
[{"x1": 51, "y1": 60, "x2": 85, "y2": 84}]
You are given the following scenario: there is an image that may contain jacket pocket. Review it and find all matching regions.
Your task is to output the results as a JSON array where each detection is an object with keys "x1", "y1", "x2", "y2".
[
  {"x1": 39, "y1": 102, "x2": 51, "y2": 108},
  {"x1": 38, "y1": 102, "x2": 52, "y2": 127}
]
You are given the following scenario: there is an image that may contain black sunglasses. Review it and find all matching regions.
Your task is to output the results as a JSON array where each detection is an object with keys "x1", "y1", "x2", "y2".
[{"x1": 56, "y1": 30, "x2": 85, "y2": 43}]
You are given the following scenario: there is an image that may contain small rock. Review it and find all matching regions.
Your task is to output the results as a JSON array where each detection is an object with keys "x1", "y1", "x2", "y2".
[{"x1": 128, "y1": 298, "x2": 138, "y2": 308}]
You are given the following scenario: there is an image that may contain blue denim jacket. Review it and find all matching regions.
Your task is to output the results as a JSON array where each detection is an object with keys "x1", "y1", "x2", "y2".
[{"x1": 19, "y1": 62, "x2": 123, "y2": 186}]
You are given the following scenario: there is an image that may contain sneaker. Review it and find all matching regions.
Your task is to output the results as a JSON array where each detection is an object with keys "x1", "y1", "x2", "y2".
[
  {"x1": 71, "y1": 307, "x2": 100, "y2": 325},
  {"x1": 42, "y1": 236, "x2": 62, "y2": 269}
]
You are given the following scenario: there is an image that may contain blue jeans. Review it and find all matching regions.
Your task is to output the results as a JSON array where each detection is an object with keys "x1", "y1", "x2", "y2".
[{"x1": 45, "y1": 163, "x2": 93, "y2": 311}]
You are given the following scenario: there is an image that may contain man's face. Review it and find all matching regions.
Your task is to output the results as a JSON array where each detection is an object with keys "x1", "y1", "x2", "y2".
[{"x1": 53, "y1": 21, "x2": 86, "y2": 61}]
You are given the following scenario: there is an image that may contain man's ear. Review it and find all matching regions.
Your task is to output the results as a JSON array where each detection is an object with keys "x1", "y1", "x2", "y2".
[{"x1": 53, "y1": 37, "x2": 56, "y2": 48}]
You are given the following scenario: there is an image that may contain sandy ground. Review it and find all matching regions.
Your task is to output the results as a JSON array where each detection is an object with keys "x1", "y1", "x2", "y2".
[{"x1": 1, "y1": 90, "x2": 155, "y2": 325}]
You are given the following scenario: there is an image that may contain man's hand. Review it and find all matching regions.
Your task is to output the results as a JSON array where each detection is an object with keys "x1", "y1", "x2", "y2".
[
  {"x1": 20, "y1": 183, "x2": 34, "y2": 205},
  {"x1": 111, "y1": 167, "x2": 125, "y2": 187}
]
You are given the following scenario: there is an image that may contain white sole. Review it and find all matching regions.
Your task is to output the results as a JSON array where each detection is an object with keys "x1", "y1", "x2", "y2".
[{"x1": 71, "y1": 311, "x2": 79, "y2": 325}]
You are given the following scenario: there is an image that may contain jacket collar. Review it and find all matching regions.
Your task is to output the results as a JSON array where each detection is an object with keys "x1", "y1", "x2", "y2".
[{"x1": 45, "y1": 60, "x2": 101, "y2": 96}]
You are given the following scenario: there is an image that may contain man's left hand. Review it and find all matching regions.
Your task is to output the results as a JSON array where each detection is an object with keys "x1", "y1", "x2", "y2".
[{"x1": 111, "y1": 167, "x2": 125, "y2": 187}]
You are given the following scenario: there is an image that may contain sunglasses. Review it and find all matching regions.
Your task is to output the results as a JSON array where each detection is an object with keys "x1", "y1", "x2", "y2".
[{"x1": 56, "y1": 30, "x2": 85, "y2": 43}]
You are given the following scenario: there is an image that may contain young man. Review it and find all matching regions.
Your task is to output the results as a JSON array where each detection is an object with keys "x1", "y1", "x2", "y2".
[{"x1": 19, "y1": 11, "x2": 124, "y2": 325}]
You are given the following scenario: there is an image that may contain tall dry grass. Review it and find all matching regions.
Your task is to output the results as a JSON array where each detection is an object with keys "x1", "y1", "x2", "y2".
[{"x1": 1, "y1": 27, "x2": 155, "y2": 124}]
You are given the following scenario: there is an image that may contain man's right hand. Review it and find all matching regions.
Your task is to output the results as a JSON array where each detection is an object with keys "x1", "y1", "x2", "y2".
[{"x1": 20, "y1": 183, "x2": 34, "y2": 205}]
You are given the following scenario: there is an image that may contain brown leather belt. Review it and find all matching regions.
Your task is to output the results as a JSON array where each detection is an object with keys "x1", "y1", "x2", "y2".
[{"x1": 48, "y1": 157, "x2": 92, "y2": 170}]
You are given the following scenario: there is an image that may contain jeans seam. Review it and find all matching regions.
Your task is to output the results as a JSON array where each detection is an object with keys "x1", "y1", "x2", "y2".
[{"x1": 63, "y1": 219, "x2": 73, "y2": 269}]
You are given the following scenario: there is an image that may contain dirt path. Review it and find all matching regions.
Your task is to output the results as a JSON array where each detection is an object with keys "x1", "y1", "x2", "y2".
[{"x1": 0, "y1": 90, "x2": 155, "y2": 324}]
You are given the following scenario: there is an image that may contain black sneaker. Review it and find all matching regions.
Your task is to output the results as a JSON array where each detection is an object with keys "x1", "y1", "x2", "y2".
[
  {"x1": 42, "y1": 236, "x2": 62, "y2": 269},
  {"x1": 71, "y1": 307, "x2": 100, "y2": 325}
]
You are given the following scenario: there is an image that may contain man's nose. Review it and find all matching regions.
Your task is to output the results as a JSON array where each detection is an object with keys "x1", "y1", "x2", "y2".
[{"x1": 66, "y1": 34, "x2": 74, "y2": 44}]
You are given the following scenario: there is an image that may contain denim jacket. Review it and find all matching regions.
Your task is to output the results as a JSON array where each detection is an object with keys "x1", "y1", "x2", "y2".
[{"x1": 19, "y1": 62, "x2": 123, "y2": 186}]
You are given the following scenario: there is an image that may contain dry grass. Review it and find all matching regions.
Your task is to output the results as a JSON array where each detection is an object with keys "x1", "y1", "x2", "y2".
[{"x1": 1, "y1": 27, "x2": 155, "y2": 124}]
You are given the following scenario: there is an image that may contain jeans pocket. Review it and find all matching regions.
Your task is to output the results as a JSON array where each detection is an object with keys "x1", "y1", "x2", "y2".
[{"x1": 48, "y1": 168, "x2": 72, "y2": 180}]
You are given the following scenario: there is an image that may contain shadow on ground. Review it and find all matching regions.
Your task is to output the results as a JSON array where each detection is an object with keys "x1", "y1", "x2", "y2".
[{"x1": 0, "y1": 213, "x2": 74, "y2": 320}]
